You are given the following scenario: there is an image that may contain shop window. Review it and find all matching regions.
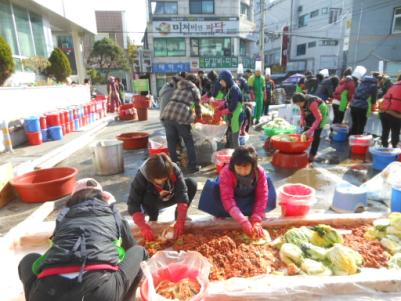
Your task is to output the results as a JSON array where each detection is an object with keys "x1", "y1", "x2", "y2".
[
  {"x1": 154, "y1": 38, "x2": 186, "y2": 57},
  {"x1": 392, "y1": 7, "x2": 401, "y2": 34},
  {"x1": 190, "y1": 37, "x2": 231, "y2": 57},
  {"x1": 190, "y1": 0, "x2": 214, "y2": 14},
  {"x1": 308, "y1": 41, "x2": 316, "y2": 48},
  {"x1": 296, "y1": 43, "x2": 306, "y2": 56},
  {"x1": 30, "y1": 13, "x2": 46, "y2": 56}
]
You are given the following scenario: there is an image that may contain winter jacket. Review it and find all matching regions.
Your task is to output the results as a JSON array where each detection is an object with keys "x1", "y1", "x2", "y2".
[
  {"x1": 301, "y1": 95, "x2": 328, "y2": 132},
  {"x1": 351, "y1": 76, "x2": 378, "y2": 109},
  {"x1": 160, "y1": 79, "x2": 201, "y2": 125},
  {"x1": 159, "y1": 81, "x2": 177, "y2": 117},
  {"x1": 34, "y1": 198, "x2": 135, "y2": 278},
  {"x1": 236, "y1": 75, "x2": 250, "y2": 95},
  {"x1": 305, "y1": 76, "x2": 318, "y2": 94},
  {"x1": 333, "y1": 76, "x2": 356, "y2": 102},
  {"x1": 316, "y1": 78, "x2": 334, "y2": 101},
  {"x1": 219, "y1": 165, "x2": 268, "y2": 223},
  {"x1": 381, "y1": 81, "x2": 401, "y2": 115},
  {"x1": 127, "y1": 160, "x2": 189, "y2": 215},
  {"x1": 219, "y1": 70, "x2": 243, "y2": 112}
]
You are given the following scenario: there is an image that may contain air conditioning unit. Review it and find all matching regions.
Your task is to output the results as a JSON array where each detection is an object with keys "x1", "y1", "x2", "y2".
[{"x1": 297, "y1": 6, "x2": 303, "y2": 12}]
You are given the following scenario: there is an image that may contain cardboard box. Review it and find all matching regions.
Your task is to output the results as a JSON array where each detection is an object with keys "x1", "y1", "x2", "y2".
[{"x1": 0, "y1": 163, "x2": 16, "y2": 208}]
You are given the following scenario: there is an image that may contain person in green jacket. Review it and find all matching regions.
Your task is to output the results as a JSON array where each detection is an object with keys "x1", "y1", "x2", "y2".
[{"x1": 248, "y1": 64, "x2": 265, "y2": 124}]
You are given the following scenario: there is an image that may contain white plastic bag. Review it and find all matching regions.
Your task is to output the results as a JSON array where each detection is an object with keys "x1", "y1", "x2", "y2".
[{"x1": 140, "y1": 251, "x2": 211, "y2": 301}]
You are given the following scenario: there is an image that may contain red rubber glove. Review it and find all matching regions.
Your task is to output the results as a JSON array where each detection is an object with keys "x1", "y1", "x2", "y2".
[
  {"x1": 229, "y1": 207, "x2": 253, "y2": 236},
  {"x1": 252, "y1": 222, "x2": 265, "y2": 238},
  {"x1": 132, "y1": 212, "x2": 154, "y2": 241},
  {"x1": 174, "y1": 203, "x2": 188, "y2": 239}
]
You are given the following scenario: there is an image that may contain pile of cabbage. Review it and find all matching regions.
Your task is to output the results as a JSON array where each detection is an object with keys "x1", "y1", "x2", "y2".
[
  {"x1": 271, "y1": 224, "x2": 363, "y2": 276},
  {"x1": 265, "y1": 118, "x2": 291, "y2": 129},
  {"x1": 365, "y1": 213, "x2": 401, "y2": 269}
]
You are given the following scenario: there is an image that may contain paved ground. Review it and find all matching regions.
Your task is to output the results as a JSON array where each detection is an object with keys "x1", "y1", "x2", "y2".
[{"x1": 1, "y1": 108, "x2": 390, "y2": 236}]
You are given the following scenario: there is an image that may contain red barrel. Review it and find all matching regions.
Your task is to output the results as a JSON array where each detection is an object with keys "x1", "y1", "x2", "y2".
[
  {"x1": 26, "y1": 131, "x2": 42, "y2": 145},
  {"x1": 63, "y1": 111, "x2": 69, "y2": 123},
  {"x1": 59, "y1": 111, "x2": 65, "y2": 125},
  {"x1": 73, "y1": 108, "x2": 78, "y2": 120},
  {"x1": 79, "y1": 118, "x2": 83, "y2": 128},
  {"x1": 46, "y1": 113, "x2": 61, "y2": 127},
  {"x1": 39, "y1": 116, "x2": 47, "y2": 129}
]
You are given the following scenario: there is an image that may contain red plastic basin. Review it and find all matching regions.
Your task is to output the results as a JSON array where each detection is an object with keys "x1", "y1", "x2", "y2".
[
  {"x1": 117, "y1": 132, "x2": 149, "y2": 150},
  {"x1": 119, "y1": 103, "x2": 137, "y2": 121},
  {"x1": 278, "y1": 183, "x2": 315, "y2": 217},
  {"x1": 351, "y1": 145, "x2": 369, "y2": 155},
  {"x1": 272, "y1": 151, "x2": 309, "y2": 169},
  {"x1": 10, "y1": 167, "x2": 78, "y2": 203},
  {"x1": 140, "y1": 263, "x2": 207, "y2": 301},
  {"x1": 149, "y1": 147, "x2": 169, "y2": 156},
  {"x1": 26, "y1": 131, "x2": 42, "y2": 145},
  {"x1": 271, "y1": 134, "x2": 313, "y2": 154}
]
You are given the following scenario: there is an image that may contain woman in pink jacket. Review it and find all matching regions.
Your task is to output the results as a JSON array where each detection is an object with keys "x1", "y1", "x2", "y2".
[{"x1": 198, "y1": 146, "x2": 276, "y2": 238}]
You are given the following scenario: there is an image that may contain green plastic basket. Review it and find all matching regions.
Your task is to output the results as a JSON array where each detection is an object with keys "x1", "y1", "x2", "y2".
[{"x1": 263, "y1": 125, "x2": 297, "y2": 137}]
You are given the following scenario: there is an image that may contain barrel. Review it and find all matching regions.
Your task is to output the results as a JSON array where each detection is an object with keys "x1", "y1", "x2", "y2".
[
  {"x1": 46, "y1": 113, "x2": 61, "y2": 127},
  {"x1": 91, "y1": 140, "x2": 124, "y2": 176},
  {"x1": 48, "y1": 126, "x2": 63, "y2": 141},
  {"x1": 24, "y1": 116, "x2": 41, "y2": 133}
]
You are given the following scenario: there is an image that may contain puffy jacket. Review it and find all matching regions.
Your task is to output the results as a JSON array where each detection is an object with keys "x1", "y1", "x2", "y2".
[
  {"x1": 333, "y1": 76, "x2": 356, "y2": 102},
  {"x1": 381, "y1": 81, "x2": 401, "y2": 114},
  {"x1": 236, "y1": 75, "x2": 250, "y2": 94},
  {"x1": 34, "y1": 198, "x2": 134, "y2": 277},
  {"x1": 127, "y1": 160, "x2": 189, "y2": 215},
  {"x1": 316, "y1": 78, "x2": 334, "y2": 101},
  {"x1": 219, "y1": 70, "x2": 243, "y2": 112},
  {"x1": 219, "y1": 165, "x2": 268, "y2": 222},
  {"x1": 351, "y1": 76, "x2": 378, "y2": 109}
]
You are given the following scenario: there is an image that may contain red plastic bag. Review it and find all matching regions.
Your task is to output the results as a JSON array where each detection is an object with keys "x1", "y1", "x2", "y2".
[{"x1": 140, "y1": 251, "x2": 211, "y2": 301}]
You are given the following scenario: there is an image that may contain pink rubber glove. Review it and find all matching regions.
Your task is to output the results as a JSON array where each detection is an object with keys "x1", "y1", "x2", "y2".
[
  {"x1": 174, "y1": 203, "x2": 188, "y2": 239},
  {"x1": 229, "y1": 207, "x2": 253, "y2": 236},
  {"x1": 132, "y1": 212, "x2": 154, "y2": 241},
  {"x1": 220, "y1": 108, "x2": 230, "y2": 116},
  {"x1": 252, "y1": 222, "x2": 265, "y2": 238}
]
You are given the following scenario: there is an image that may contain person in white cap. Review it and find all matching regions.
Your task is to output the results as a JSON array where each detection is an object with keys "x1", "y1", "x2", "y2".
[
  {"x1": 248, "y1": 61, "x2": 265, "y2": 124},
  {"x1": 18, "y1": 178, "x2": 147, "y2": 301}
]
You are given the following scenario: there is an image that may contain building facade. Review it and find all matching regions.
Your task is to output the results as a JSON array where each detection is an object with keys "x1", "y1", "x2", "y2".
[
  {"x1": 145, "y1": 0, "x2": 256, "y2": 96},
  {"x1": 254, "y1": 0, "x2": 352, "y2": 75},
  {"x1": 0, "y1": 0, "x2": 96, "y2": 84},
  {"x1": 347, "y1": 0, "x2": 401, "y2": 78}
]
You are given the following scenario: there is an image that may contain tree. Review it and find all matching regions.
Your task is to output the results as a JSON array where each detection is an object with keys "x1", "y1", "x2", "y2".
[
  {"x1": 127, "y1": 43, "x2": 138, "y2": 67},
  {"x1": 47, "y1": 48, "x2": 72, "y2": 83},
  {"x1": 87, "y1": 38, "x2": 129, "y2": 77},
  {"x1": 0, "y1": 36, "x2": 15, "y2": 86}
]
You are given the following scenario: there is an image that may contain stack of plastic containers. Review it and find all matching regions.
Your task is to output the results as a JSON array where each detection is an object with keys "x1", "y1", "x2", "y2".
[
  {"x1": 39, "y1": 115, "x2": 48, "y2": 142},
  {"x1": 46, "y1": 112, "x2": 63, "y2": 141},
  {"x1": 24, "y1": 116, "x2": 42, "y2": 145}
]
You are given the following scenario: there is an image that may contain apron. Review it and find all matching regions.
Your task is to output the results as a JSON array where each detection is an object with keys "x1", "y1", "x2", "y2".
[
  {"x1": 224, "y1": 87, "x2": 244, "y2": 134},
  {"x1": 339, "y1": 90, "x2": 349, "y2": 112},
  {"x1": 215, "y1": 90, "x2": 226, "y2": 100},
  {"x1": 198, "y1": 175, "x2": 277, "y2": 217},
  {"x1": 367, "y1": 96, "x2": 372, "y2": 117},
  {"x1": 295, "y1": 84, "x2": 304, "y2": 93},
  {"x1": 304, "y1": 98, "x2": 329, "y2": 129}
]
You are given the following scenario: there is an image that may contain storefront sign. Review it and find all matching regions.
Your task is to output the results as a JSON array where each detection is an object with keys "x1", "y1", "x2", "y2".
[
  {"x1": 152, "y1": 17, "x2": 239, "y2": 37},
  {"x1": 199, "y1": 57, "x2": 255, "y2": 70},
  {"x1": 152, "y1": 63, "x2": 191, "y2": 73}
]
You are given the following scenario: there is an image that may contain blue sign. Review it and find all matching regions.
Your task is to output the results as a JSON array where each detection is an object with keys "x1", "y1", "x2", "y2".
[{"x1": 152, "y1": 63, "x2": 191, "y2": 73}]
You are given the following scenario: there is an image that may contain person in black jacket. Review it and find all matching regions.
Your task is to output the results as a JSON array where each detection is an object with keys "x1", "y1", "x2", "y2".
[
  {"x1": 18, "y1": 178, "x2": 147, "y2": 301},
  {"x1": 128, "y1": 154, "x2": 197, "y2": 241}
]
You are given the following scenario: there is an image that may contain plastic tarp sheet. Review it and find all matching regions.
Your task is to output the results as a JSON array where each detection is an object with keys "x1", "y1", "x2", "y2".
[{"x1": 360, "y1": 162, "x2": 401, "y2": 201}]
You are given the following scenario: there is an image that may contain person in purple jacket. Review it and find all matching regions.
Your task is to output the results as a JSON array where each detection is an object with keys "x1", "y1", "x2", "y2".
[{"x1": 198, "y1": 146, "x2": 276, "y2": 238}]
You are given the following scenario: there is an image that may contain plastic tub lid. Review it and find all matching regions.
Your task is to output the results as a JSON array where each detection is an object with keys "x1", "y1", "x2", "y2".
[
  {"x1": 349, "y1": 135, "x2": 373, "y2": 146},
  {"x1": 332, "y1": 123, "x2": 348, "y2": 130}
]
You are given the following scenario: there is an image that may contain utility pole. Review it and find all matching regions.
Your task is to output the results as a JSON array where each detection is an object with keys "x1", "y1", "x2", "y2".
[{"x1": 259, "y1": 0, "x2": 265, "y2": 71}]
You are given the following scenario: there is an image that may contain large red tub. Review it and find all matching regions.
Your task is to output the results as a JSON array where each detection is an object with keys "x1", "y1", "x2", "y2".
[
  {"x1": 10, "y1": 167, "x2": 78, "y2": 203},
  {"x1": 117, "y1": 132, "x2": 149, "y2": 150},
  {"x1": 271, "y1": 134, "x2": 313, "y2": 154}
]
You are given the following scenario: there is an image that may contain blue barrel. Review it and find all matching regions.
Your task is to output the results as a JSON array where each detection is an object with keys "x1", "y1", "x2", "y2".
[
  {"x1": 48, "y1": 126, "x2": 63, "y2": 141},
  {"x1": 68, "y1": 109, "x2": 74, "y2": 121},
  {"x1": 41, "y1": 129, "x2": 49, "y2": 142},
  {"x1": 370, "y1": 148, "x2": 401, "y2": 171},
  {"x1": 24, "y1": 116, "x2": 41, "y2": 132},
  {"x1": 332, "y1": 124, "x2": 348, "y2": 142},
  {"x1": 74, "y1": 119, "x2": 80, "y2": 131},
  {"x1": 90, "y1": 113, "x2": 96, "y2": 123},
  {"x1": 391, "y1": 186, "x2": 401, "y2": 212}
]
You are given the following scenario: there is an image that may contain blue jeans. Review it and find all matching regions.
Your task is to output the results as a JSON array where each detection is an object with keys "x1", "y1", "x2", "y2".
[{"x1": 163, "y1": 121, "x2": 197, "y2": 168}]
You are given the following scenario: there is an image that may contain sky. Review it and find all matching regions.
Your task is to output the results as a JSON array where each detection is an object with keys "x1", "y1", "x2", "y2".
[{"x1": 92, "y1": 0, "x2": 148, "y2": 45}]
